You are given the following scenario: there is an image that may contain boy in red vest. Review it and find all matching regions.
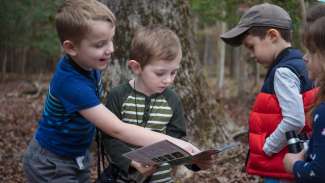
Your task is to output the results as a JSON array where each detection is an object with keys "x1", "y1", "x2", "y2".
[{"x1": 220, "y1": 3, "x2": 317, "y2": 183}]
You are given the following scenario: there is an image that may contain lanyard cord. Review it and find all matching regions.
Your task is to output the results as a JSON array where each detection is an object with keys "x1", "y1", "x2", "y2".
[
  {"x1": 133, "y1": 79, "x2": 140, "y2": 126},
  {"x1": 133, "y1": 79, "x2": 157, "y2": 128}
]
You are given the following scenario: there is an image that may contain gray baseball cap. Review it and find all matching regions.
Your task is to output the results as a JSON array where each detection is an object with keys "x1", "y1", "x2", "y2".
[{"x1": 220, "y1": 3, "x2": 292, "y2": 46}]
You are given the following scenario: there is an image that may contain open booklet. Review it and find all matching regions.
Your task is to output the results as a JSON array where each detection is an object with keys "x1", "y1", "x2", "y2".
[{"x1": 123, "y1": 140, "x2": 239, "y2": 166}]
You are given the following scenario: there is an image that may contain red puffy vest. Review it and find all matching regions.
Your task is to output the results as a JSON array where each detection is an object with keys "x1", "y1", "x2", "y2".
[
  {"x1": 246, "y1": 89, "x2": 317, "y2": 179},
  {"x1": 246, "y1": 48, "x2": 318, "y2": 179}
]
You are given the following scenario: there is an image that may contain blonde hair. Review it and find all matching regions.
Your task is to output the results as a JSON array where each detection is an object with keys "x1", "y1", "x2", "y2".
[
  {"x1": 55, "y1": 0, "x2": 116, "y2": 44},
  {"x1": 130, "y1": 25, "x2": 182, "y2": 68}
]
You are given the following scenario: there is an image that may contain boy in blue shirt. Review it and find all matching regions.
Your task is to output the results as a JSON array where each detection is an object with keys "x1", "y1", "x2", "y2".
[{"x1": 22, "y1": 1, "x2": 207, "y2": 182}]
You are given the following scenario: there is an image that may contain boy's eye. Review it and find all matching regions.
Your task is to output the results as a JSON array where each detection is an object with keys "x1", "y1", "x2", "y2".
[
  {"x1": 244, "y1": 43, "x2": 253, "y2": 51},
  {"x1": 171, "y1": 70, "x2": 178, "y2": 76},
  {"x1": 95, "y1": 44, "x2": 103, "y2": 48},
  {"x1": 95, "y1": 41, "x2": 106, "y2": 48},
  {"x1": 155, "y1": 72, "x2": 165, "y2": 77}
]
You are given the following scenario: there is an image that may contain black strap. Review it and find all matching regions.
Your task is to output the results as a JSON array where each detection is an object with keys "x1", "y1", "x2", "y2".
[
  {"x1": 96, "y1": 129, "x2": 101, "y2": 179},
  {"x1": 101, "y1": 133, "x2": 106, "y2": 170},
  {"x1": 96, "y1": 129, "x2": 106, "y2": 177}
]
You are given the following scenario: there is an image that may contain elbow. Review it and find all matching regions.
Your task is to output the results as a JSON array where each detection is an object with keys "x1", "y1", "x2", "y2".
[
  {"x1": 291, "y1": 115, "x2": 305, "y2": 129},
  {"x1": 102, "y1": 121, "x2": 126, "y2": 139},
  {"x1": 109, "y1": 128, "x2": 122, "y2": 139},
  {"x1": 299, "y1": 118, "x2": 306, "y2": 129},
  {"x1": 296, "y1": 120, "x2": 305, "y2": 129}
]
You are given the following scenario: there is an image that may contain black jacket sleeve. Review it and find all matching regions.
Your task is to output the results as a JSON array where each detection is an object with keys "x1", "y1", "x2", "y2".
[{"x1": 102, "y1": 85, "x2": 134, "y2": 174}]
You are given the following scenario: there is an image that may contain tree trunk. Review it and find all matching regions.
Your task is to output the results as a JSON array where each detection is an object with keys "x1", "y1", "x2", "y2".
[
  {"x1": 1, "y1": 49, "x2": 8, "y2": 80},
  {"x1": 100, "y1": 0, "x2": 226, "y2": 145},
  {"x1": 217, "y1": 21, "x2": 226, "y2": 92},
  {"x1": 299, "y1": 0, "x2": 306, "y2": 49},
  {"x1": 203, "y1": 32, "x2": 210, "y2": 65},
  {"x1": 299, "y1": 0, "x2": 306, "y2": 22},
  {"x1": 231, "y1": 47, "x2": 241, "y2": 96},
  {"x1": 237, "y1": 46, "x2": 246, "y2": 97},
  {"x1": 21, "y1": 47, "x2": 28, "y2": 75}
]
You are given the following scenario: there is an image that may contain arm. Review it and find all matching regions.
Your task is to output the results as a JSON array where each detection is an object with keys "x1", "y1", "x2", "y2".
[
  {"x1": 166, "y1": 92, "x2": 214, "y2": 170},
  {"x1": 57, "y1": 76, "x2": 200, "y2": 156},
  {"x1": 292, "y1": 146, "x2": 325, "y2": 182},
  {"x1": 263, "y1": 68, "x2": 305, "y2": 156},
  {"x1": 165, "y1": 93, "x2": 186, "y2": 139},
  {"x1": 103, "y1": 134, "x2": 157, "y2": 176},
  {"x1": 166, "y1": 94, "x2": 199, "y2": 171},
  {"x1": 80, "y1": 104, "x2": 200, "y2": 154},
  {"x1": 283, "y1": 150, "x2": 305, "y2": 173},
  {"x1": 284, "y1": 106, "x2": 325, "y2": 182}
]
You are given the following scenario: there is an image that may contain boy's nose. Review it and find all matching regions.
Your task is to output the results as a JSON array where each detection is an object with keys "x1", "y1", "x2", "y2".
[
  {"x1": 105, "y1": 43, "x2": 114, "y2": 55},
  {"x1": 163, "y1": 75, "x2": 173, "y2": 84},
  {"x1": 105, "y1": 48, "x2": 113, "y2": 56},
  {"x1": 105, "y1": 49, "x2": 112, "y2": 55},
  {"x1": 303, "y1": 59, "x2": 309, "y2": 64},
  {"x1": 303, "y1": 54, "x2": 309, "y2": 64}
]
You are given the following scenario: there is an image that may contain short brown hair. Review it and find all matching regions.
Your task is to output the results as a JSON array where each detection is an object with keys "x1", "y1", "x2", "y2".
[
  {"x1": 247, "y1": 26, "x2": 292, "y2": 43},
  {"x1": 130, "y1": 25, "x2": 182, "y2": 68},
  {"x1": 55, "y1": 0, "x2": 116, "y2": 44}
]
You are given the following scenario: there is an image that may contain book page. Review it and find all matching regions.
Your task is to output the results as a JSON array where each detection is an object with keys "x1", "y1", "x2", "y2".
[
  {"x1": 123, "y1": 140, "x2": 191, "y2": 165},
  {"x1": 123, "y1": 140, "x2": 240, "y2": 166}
]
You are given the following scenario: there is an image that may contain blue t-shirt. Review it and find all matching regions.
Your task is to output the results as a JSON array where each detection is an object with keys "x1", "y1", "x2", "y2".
[
  {"x1": 293, "y1": 102, "x2": 325, "y2": 183},
  {"x1": 35, "y1": 55, "x2": 102, "y2": 158}
]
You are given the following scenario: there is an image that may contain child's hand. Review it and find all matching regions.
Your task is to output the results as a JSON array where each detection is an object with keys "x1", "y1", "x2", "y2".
[
  {"x1": 283, "y1": 150, "x2": 305, "y2": 173},
  {"x1": 131, "y1": 161, "x2": 157, "y2": 176},
  {"x1": 171, "y1": 138, "x2": 200, "y2": 155}
]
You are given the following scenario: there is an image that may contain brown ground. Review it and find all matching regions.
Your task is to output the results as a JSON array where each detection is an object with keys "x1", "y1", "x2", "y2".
[{"x1": 0, "y1": 75, "x2": 261, "y2": 183}]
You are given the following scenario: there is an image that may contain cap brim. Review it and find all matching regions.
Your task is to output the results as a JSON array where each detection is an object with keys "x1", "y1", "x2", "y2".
[{"x1": 220, "y1": 26, "x2": 250, "y2": 46}]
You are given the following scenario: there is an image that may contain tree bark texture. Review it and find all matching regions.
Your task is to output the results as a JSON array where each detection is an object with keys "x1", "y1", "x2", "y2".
[{"x1": 100, "y1": 0, "x2": 226, "y2": 145}]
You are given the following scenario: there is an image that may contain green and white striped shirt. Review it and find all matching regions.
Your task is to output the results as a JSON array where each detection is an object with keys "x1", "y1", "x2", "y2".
[{"x1": 102, "y1": 82, "x2": 186, "y2": 183}]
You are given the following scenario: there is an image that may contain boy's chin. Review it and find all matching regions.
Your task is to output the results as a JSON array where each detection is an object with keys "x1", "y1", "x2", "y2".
[
  {"x1": 96, "y1": 64, "x2": 108, "y2": 70},
  {"x1": 262, "y1": 63, "x2": 272, "y2": 68},
  {"x1": 148, "y1": 89, "x2": 165, "y2": 95},
  {"x1": 157, "y1": 87, "x2": 167, "y2": 93}
]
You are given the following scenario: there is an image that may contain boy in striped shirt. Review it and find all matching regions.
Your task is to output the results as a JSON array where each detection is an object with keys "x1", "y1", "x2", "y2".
[{"x1": 102, "y1": 25, "x2": 210, "y2": 183}]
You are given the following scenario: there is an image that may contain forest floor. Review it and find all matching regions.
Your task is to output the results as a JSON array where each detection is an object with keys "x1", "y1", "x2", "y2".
[{"x1": 0, "y1": 74, "x2": 261, "y2": 183}]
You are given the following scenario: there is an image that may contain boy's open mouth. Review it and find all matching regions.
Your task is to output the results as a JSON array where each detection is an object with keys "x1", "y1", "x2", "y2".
[{"x1": 99, "y1": 58, "x2": 107, "y2": 62}]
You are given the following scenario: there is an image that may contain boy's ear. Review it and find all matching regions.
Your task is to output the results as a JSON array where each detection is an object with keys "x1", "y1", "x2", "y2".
[
  {"x1": 62, "y1": 40, "x2": 78, "y2": 56},
  {"x1": 266, "y1": 29, "x2": 280, "y2": 42},
  {"x1": 127, "y1": 60, "x2": 142, "y2": 74}
]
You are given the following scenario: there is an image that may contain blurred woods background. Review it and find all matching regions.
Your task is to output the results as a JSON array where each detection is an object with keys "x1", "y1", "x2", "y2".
[{"x1": 0, "y1": 0, "x2": 320, "y2": 182}]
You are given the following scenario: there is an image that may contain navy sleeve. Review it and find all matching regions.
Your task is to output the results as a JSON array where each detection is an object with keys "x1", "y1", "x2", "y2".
[
  {"x1": 53, "y1": 76, "x2": 101, "y2": 113},
  {"x1": 293, "y1": 104, "x2": 325, "y2": 183}
]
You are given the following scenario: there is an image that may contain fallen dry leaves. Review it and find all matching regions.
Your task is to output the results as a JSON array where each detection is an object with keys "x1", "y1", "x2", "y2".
[{"x1": 0, "y1": 77, "x2": 261, "y2": 183}]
